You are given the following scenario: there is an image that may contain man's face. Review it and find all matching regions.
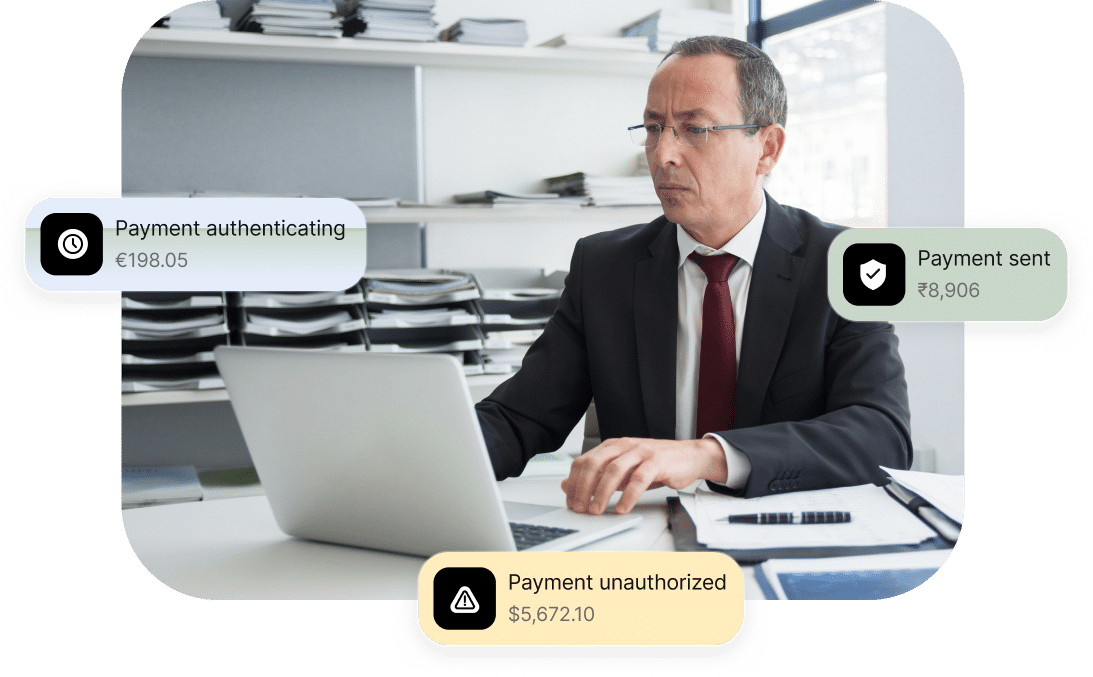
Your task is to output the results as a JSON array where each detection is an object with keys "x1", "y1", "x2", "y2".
[{"x1": 645, "y1": 54, "x2": 768, "y2": 237}]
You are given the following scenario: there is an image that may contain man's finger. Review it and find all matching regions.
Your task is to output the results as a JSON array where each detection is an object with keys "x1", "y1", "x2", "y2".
[
  {"x1": 614, "y1": 461, "x2": 661, "y2": 514},
  {"x1": 588, "y1": 449, "x2": 643, "y2": 515},
  {"x1": 567, "y1": 438, "x2": 625, "y2": 512}
]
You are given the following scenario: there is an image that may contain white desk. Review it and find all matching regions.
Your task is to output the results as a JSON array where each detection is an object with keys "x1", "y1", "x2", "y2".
[{"x1": 122, "y1": 478, "x2": 765, "y2": 600}]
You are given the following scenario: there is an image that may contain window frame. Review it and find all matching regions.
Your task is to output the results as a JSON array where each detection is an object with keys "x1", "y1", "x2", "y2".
[{"x1": 748, "y1": 0, "x2": 879, "y2": 47}]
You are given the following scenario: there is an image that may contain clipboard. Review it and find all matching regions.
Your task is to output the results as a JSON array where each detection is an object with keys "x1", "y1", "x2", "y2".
[{"x1": 666, "y1": 494, "x2": 953, "y2": 564}]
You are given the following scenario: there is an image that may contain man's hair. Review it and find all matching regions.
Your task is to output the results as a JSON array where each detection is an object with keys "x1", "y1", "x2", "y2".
[{"x1": 661, "y1": 36, "x2": 787, "y2": 135}]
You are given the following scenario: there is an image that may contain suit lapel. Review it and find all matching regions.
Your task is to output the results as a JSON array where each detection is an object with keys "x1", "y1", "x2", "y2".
[
  {"x1": 736, "y1": 196, "x2": 805, "y2": 428},
  {"x1": 634, "y1": 218, "x2": 678, "y2": 440}
]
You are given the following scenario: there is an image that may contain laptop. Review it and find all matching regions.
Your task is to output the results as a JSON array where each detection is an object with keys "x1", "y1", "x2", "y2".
[{"x1": 213, "y1": 347, "x2": 641, "y2": 556}]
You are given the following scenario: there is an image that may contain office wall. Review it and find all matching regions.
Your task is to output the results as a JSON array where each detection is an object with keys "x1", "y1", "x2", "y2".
[
  {"x1": 121, "y1": 57, "x2": 422, "y2": 200},
  {"x1": 421, "y1": 67, "x2": 651, "y2": 203},
  {"x1": 886, "y1": 3, "x2": 966, "y2": 474}
]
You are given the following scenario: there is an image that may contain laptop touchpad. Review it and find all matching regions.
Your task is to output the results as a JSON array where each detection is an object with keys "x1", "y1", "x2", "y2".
[{"x1": 503, "y1": 501, "x2": 559, "y2": 521}]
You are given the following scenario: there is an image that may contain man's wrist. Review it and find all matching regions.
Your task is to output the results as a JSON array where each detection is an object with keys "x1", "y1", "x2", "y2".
[
  {"x1": 696, "y1": 437, "x2": 729, "y2": 484},
  {"x1": 703, "y1": 433, "x2": 751, "y2": 489}
]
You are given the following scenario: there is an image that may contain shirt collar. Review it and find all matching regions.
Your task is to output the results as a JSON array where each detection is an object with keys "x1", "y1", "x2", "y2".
[{"x1": 675, "y1": 194, "x2": 766, "y2": 270}]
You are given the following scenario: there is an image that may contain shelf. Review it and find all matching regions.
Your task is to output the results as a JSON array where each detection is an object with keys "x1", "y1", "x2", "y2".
[
  {"x1": 121, "y1": 372, "x2": 513, "y2": 406},
  {"x1": 361, "y1": 205, "x2": 663, "y2": 224},
  {"x1": 133, "y1": 29, "x2": 663, "y2": 76}
]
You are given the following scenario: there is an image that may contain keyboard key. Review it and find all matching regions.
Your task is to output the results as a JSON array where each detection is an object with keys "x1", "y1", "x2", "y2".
[{"x1": 509, "y1": 522, "x2": 578, "y2": 550}]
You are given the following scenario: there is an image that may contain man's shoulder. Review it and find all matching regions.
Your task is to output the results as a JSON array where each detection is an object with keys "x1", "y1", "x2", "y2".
[
  {"x1": 765, "y1": 197, "x2": 847, "y2": 255},
  {"x1": 577, "y1": 215, "x2": 673, "y2": 258}
]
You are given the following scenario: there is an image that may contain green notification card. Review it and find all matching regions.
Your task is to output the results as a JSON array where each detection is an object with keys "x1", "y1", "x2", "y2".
[{"x1": 828, "y1": 228, "x2": 1067, "y2": 321}]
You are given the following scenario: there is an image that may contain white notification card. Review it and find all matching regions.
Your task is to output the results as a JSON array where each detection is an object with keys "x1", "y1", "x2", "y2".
[{"x1": 26, "y1": 197, "x2": 367, "y2": 292}]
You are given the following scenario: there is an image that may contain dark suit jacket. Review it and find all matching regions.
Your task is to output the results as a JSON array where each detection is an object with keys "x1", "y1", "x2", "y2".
[{"x1": 475, "y1": 194, "x2": 911, "y2": 498}]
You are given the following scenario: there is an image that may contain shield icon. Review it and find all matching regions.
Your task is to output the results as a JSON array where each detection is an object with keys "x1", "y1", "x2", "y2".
[{"x1": 860, "y1": 260, "x2": 886, "y2": 290}]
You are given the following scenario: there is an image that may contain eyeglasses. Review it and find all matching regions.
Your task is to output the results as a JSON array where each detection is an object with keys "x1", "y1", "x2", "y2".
[{"x1": 628, "y1": 123, "x2": 764, "y2": 147}]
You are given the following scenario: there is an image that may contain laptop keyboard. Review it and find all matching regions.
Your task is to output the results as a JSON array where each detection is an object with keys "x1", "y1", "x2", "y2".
[{"x1": 509, "y1": 522, "x2": 578, "y2": 550}]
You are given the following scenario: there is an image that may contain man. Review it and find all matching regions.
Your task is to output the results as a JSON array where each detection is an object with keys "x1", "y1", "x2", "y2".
[{"x1": 475, "y1": 36, "x2": 911, "y2": 515}]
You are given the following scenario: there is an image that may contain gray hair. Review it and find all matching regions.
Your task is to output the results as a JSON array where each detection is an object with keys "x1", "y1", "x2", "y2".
[{"x1": 661, "y1": 36, "x2": 787, "y2": 135}]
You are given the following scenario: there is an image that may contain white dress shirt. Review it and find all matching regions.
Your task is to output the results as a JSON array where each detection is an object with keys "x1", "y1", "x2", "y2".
[{"x1": 675, "y1": 196, "x2": 767, "y2": 490}]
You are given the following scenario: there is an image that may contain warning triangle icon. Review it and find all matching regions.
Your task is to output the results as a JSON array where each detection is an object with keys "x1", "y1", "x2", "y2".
[{"x1": 450, "y1": 586, "x2": 480, "y2": 614}]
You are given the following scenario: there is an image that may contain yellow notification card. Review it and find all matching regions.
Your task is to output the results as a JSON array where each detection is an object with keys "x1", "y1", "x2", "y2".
[{"x1": 418, "y1": 552, "x2": 743, "y2": 645}]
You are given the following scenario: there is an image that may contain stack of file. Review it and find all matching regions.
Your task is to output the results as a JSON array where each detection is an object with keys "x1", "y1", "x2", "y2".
[
  {"x1": 157, "y1": 1, "x2": 230, "y2": 31},
  {"x1": 545, "y1": 172, "x2": 660, "y2": 206},
  {"x1": 453, "y1": 190, "x2": 587, "y2": 205},
  {"x1": 472, "y1": 269, "x2": 564, "y2": 374},
  {"x1": 344, "y1": 0, "x2": 438, "y2": 42},
  {"x1": 346, "y1": 197, "x2": 400, "y2": 208},
  {"x1": 234, "y1": 286, "x2": 368, "y2": 352},
  {"x1": 122, "y1": 466, "x2": 204, "y2": 509},
  {"x1": 622, "y1": 8, "x2": 735, "y2": 52},
  {"x1": 363, "y1": 271, "x2": 486, "y2": 375},
  {"x1": 237, "y1": 0, "x2": 344, "y2": 38},
  {"x1": 122, "y1": 292, "x2": 230, "y2": 392},
  {"x1": 441, "y1": 18, "x2": 528, "y2": 47},
  {"x1": 538, "y1": 34, "x2": 651, "y2": 52}
]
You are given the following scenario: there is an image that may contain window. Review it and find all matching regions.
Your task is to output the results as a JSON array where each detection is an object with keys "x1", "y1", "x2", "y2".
[{"x1": 753, "y1": 1, "x2": 887, "y2": 227}]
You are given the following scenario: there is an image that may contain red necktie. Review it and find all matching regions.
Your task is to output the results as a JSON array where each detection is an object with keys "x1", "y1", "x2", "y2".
[{"x1": 689, "y1": 251, "x2": 740, "y2": 437}]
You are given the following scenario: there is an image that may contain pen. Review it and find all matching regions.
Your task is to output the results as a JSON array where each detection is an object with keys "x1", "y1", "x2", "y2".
[{"x1": 718, "y1": 511, "x2": 851, "y2": 524}]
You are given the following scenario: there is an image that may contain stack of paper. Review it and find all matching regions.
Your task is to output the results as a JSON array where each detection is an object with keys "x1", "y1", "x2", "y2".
[
  {"x1": 678, "y1": 484, "x2": 938, "y2": 557},
  {"x1": 122, "y1": 313, "x2": 228, "y2": 339},
  {"x1": 159, "y1": 1, "x2": 230, "y2": 31},
  {"x1": 123, "y1": 466, "x2": 204, "y2": 508},
  {"x1": 368, "y1": 306, "x2": 479, "y2": 328},
  {"x1": 364, "y1": 271, "x2": 480, "y2": 305},
  {"x1": 243, "y1": 309, "x2": 360, "y2": 336},
  {"x1": 345, "y1": 197, "x2": 400, "y2": 208},
  {"x1": 236, "y1": 286, "x2": 369, "y2": 352},
  {"x1": 472, "y1": 268, "x2": 562, "y2": 374},
  {"x1": 363, "y1": 270, "x2": 485, "y2": 374},
  {"x1": 344, "y1": 0, "x2": 438, "y2": 42},
  {"x1": 237, "y1": 0, "x2": 344, "y2": 38},
  {"x1": 441, "y1": 18, "x2": 528, "y2": 47},
  {"x1": 238, "y1": 290, "x2": 365, "y2": 309},
  {"x1": 453, "y1": 190, "x2": 588, "y2": 205},
  {"x1": 479, "y1": 331, "x2": 542, "y2": 373},
  {"x1": 583, "y1": 176, "x2": 661, "y2": 206},
  {"x1": 539, "y1": 34, "x2": 651, "y2": 52},
  {"x1": 622, "y1": 8, "x2": 736, "y2": 52},
  {"x1": 122, "y1": 293, "x2": 230, "y2": 393},
  {"x1": 545, "y1": 172, "x2": 660, "y2": 206}
]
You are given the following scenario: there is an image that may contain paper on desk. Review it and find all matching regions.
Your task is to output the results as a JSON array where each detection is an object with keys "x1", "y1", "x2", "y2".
[
  {"x1": 882, "y1": 467, "x2": 964, "y2": 525},
  {"x1": 683, "y1": 484, "x2": 937, "y2": 550}
]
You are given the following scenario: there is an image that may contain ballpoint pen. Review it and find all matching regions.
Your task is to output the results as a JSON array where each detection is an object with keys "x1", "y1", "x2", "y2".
[{"x1": 718, "y1": 511, "x2": 851, "y2": 524}]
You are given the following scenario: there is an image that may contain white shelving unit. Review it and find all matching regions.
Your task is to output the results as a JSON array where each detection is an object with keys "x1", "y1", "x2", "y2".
[
  {"x1": 122, "y1": 30, "x2": 664, "y2": 408},
  {"x1": 134, "y1": 28, "x2": 662, "y2": 75},
  {"x1": 358, "y1": 204, "x2": 661, "y2": 224}
]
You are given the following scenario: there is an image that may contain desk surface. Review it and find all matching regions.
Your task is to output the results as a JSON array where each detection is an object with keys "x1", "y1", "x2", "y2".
[{"x1": 122, "y1": 478, "x2": 765, "y2": 600}]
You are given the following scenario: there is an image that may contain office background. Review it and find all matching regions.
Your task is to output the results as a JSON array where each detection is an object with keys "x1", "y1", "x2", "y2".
[{"x1": 121, "y1": 0, "x2": 964, "y2": 477}]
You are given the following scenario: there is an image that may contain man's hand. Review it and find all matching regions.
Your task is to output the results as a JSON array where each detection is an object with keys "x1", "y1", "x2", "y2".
[{"x1": 560, "y1": 437, "x2": 728, "y2": 515}]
